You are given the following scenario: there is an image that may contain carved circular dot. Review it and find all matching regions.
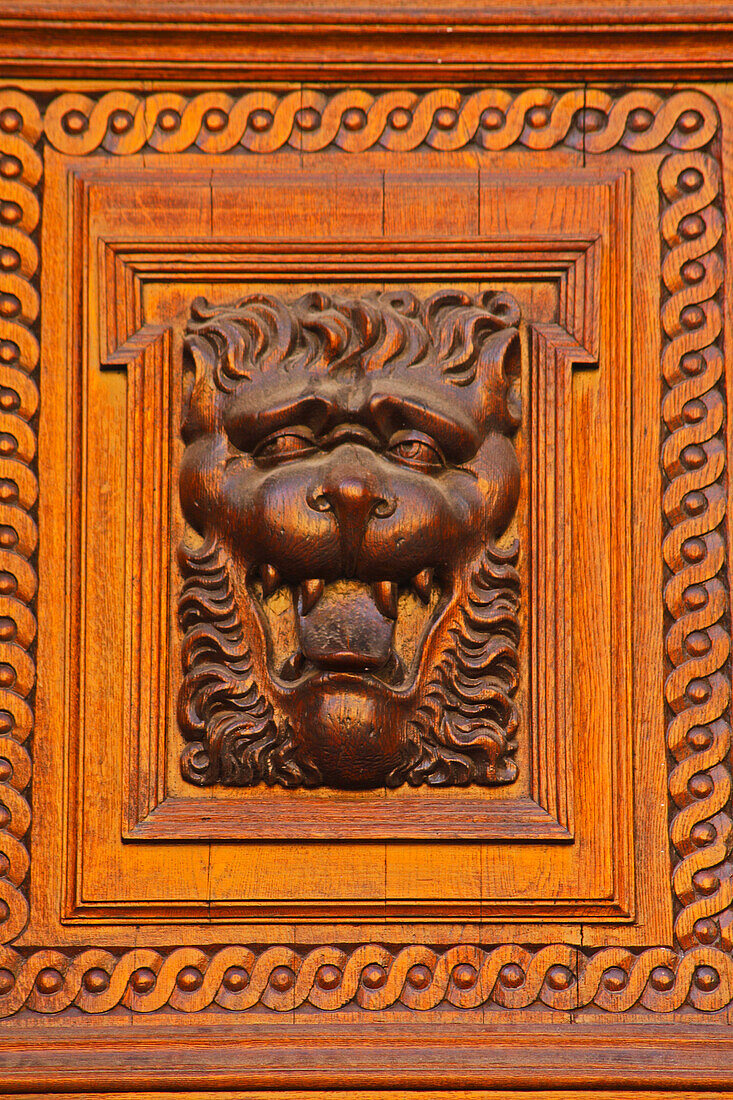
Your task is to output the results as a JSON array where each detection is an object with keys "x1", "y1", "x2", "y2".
[
  {"x1": 680, "y1": 213, "x2": 706, "y2": 239},
  {"x1": 0, "y1": 576, "x2": 17, "y2": 598},
  {"x1": 83, "y1": 967, "x2": 110, "y2": 993},
  {"x1": 0, "y1": 528, "x2": 17, "y2": 551},
  {"x1": 0, "y1": 620, "x2": 15, "y2": 644},
  {"x1": 0, "y1": 482, "x2": 18, "y2": 506},
  {"x1": 343, "y1": 107, "x2": 367, "y2": 131},
  {"x1": 249, "y1": 109, "x2": 273, "y2": 132},
  {"x1": 527, "y1": 106, "x2": 550, "y2": 129},
  {"x1": 678, "y1": 167, "x2": 704, "y2": 193},
  {"x1": 203, "y1": 108, "x2": 228, "y2": 132},
  {"x1": 694, "y1": 917, "x2": 719, "y2": 944},
  {"x1": 109, "y1": 109, "x2": 133, "y2": 134},
  {"x1": 628, "y1": 107, "x2": 654, "y2": 131},
  {"x1": 295, "y1": 107, "x2": 320, "y2": 132},
  {"x1": 0, "y1": 803, "x2": 12, "y2": 829},
  {"x1": 452, "y1": 964, "x2": 477, "y2": 990},
  {"x1": 0, "y1": 716, "x2": 14, "y2": 738},
  {"x1": 406, "y1": 964, "x2": 432, "y2": 990},
  {"x1": 222, "y1": 966, "x2": 249, "y2": 992},
  {"x1": 577, "y1": 107, "x2": 605, "y2": 133},
  {"x1": 498, "y1": 962, "x2": 525, "y2": 989},
  {"x1": 0, "y1": 665, "x2": 15, "y2": 690},
  {"x1": 361, "y1": 964, "x2": 387, "y2": 990},
  {"x1": 480, "y1": 107, "x2": 505, "y2": 131},
  {"x1": 682, "y1": 352, "x2": 705, "y2": 375},
  {"x1": 694, "y1": 965, "x2": 720, "y2": 992},
  {"x1": 688, "y1": 725, "x2": 713, "y2": 751},
  {"x1": 157, "y1": 109, "x2": 180, "y2": 132},
  {"x1": 0, "y1": 295, "x2": 20, "y2": 320},
  {"x1": 0, "y1": 342, "x2": 18, "y2": 366},
  {"x1": 686, "y1": 629, "x2": 711, "y2": 655},
  {"x1": 683, "y1": 399, "x2": 707, "y2": 424},
  {"x1": 130, "y1": 967, "x2": 156, "y2": 993},
  {"x1": 0, "y1": 436, "x2": 16, "y2": 460},
  {"x1": 269, "y1": 965, "x2": 294, "y2": 993},
  {"x1": 0, "y1": 156, "x2": 21, "y2": 180},
  {"x1": 0, "y1": 109, "x2": 22, "y2": 134},
  {"x1": 35, "y1": 968, "x2": 63, "y2": 995},
  {"x1": 0, "y1": 856, "x2": 10, "y2": 878},
  {"x1": 650, "y1": 965, "x2": 675, "y2": 992},
  {"x1": 0, "y1": 203, "x2": 21, "y2": 227},
  {"x1": 0, "y1": 389, "x2": 19, "y2": 412},
  {"x1": 0, "y1": 758, "x2": 13, "y2": 783},
  {"x1": 176, "y1": 966, "x2": 203, "y2": 992},
  {"x1": 602, "y1": 966, "x2": 627, "y2": 992},
  {"x1": 388, "y1": 108, "x2": 412, "y2": 130},
  {"x1": 683, "y1": 491, "x2": 707, "y2": 517},
  {"x1": 693, "y1": 868, "x2": 720, "y2": 896},
  {"x1": 680, "y1": 304, "x2": 705, "y2": 330},
  {"x1": 315, "y1": 964, "x2": 342, "y2": 991},
  {"x1": 682, "y1": 259, "x2": 706, "y2": 284},
  {"x1": 688, "y1": 772, "x2": 714, "y2": 799},
  {"x1": 0, "y1": 249, "x2": 20, "y2": 273},
  {"x1": 0, "y1": 968, "x2": 14, "y2": 994},
  {"x1": 681, "y1": 445, "x2": 706, "y2": 470},
  {"x1": 434, "y1": 107, "x2": 457, "y2": 130},
  {"x1": 687, "y1": 678, "x2": 712, "y2": 704},
  {"x1": 681, "y1": 537, "x2": 706, "y2": 563},
  {"x1": 546, "y1": 965, "x2": 573, "y2": 991},
  {"x1": 678, "y1": 109, "x2": 704, "y2": 133},
  {"x1": 62, "y1": 109, "x2": 88, "y2": 135}
]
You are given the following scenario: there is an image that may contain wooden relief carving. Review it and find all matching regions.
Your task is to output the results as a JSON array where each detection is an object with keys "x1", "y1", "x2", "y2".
[
  {"x1": 177, "y1": 289, "x2": 522, "y2": 790},
  {"x1": 2, "y1": 79, "x2": 733, "y2": 1044}
]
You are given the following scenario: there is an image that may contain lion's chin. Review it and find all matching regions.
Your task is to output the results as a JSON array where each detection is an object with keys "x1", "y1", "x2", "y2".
[{"x1": 286, "y1": 675, "x2": 407, "y2": 789}]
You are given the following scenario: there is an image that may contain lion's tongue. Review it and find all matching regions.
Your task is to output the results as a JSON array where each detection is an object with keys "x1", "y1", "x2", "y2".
[{"x1": 296, "y1": 581, "x2": 395, "y2": 671}]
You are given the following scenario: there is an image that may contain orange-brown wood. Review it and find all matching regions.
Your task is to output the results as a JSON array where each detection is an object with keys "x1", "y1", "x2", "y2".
[{"x1": 2, "y1": 9, "x2": 733, "y2": 1095}]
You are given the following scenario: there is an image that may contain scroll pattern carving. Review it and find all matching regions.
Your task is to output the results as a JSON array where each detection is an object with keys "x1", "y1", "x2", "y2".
[
  {"x1": 0, "y1": 82, "x2": 729, "y2": 1015},
  {"x1": 0, "y1": 943, "x2": 732, "y2": 1016},
  {"x1": 0, "y1": 90, "x2": 39, "y2": 945},
  {"x1": 660, "y1": 150, "x2": 731, "y2": 950},
  {"x1": 41, "y1": 88, "x2": 717, "y2": 158}
]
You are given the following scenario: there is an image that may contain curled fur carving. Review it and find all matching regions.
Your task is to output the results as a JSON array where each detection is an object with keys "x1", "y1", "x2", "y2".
[
  {"x1": 392, "y1": 541, "x2": 520, "y2": 787},
  {"x1": 177, "y1": 536, "x2": 320, "y2": 788}
]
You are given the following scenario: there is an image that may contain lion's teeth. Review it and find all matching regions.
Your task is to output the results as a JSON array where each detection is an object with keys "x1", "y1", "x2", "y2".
[
  {"x1": 412, "y1": 568, "x2": 433, "y2": 604},
  {"x1": 261, "y1": 563, "x2": 281, "y2": 598},
  {"x1": 280, "y1": 651, "x2": 305, "y2": 681},
  {"x1": 372, "y1": 580, "x2": 398, "y2": 620},
  {"x1": 299, "y1": 578, "x2": 325, "y2": 615}
]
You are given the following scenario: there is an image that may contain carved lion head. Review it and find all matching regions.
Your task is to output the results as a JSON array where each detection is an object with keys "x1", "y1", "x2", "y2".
[{"x1": 178, "y1": 288, "x2": 522, "y2": 790}]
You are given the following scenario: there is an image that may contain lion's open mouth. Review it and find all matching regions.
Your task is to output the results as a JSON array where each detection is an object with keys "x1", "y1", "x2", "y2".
[{"x1": 250, "y1": 568, "x2": 442, "y2": 688}]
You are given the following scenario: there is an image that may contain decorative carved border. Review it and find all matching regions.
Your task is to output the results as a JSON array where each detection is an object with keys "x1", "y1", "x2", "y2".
[{"x1": 0, "y1": 84, "x2": 729, "y2": 1016}]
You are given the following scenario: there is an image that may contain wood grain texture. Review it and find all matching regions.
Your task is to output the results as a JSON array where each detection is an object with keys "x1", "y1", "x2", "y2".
[{"x1": 1, "y1": 32, "x2": 733, "y2": 1093}]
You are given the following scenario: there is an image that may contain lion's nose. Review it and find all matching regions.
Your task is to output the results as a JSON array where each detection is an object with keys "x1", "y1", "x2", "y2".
[{"x1": 306, "y1": 452, "x2": 396, "y2": 575}]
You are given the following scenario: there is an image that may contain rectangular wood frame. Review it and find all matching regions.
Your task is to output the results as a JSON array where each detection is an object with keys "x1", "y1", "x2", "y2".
[{"x1": 3, "y1": 4, "x2": 733, "y2": 1094}]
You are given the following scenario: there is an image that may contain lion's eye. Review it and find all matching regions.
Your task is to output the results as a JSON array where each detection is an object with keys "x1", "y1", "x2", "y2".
[
  {"x1": 254, "y1": 430, "x2": 318, "y2": 465},
  {"x1": 387, "y1": 433, "x2": 445, "y2": 471}
]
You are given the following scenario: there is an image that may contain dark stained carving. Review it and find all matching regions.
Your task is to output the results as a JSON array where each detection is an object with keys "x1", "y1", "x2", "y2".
[{"x1": 177, "y1": 289, "x2": 522, "y2": 789}]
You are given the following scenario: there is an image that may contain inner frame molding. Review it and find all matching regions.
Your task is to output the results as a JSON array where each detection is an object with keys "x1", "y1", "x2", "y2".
[{"x1": 0, "y1": 84, "x2": 728, "y2": 1017}]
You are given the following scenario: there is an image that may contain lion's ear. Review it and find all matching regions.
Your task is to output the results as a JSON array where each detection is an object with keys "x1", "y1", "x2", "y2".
[
  {"x1": 181, "y1": 338, "x2": 222, "y2": 441},
  {"x1": 469, "y1": 324, "x2": 522, "y2": 434}
]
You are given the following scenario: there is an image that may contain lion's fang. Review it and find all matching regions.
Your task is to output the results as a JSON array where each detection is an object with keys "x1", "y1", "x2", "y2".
[
  {"x1": 372, "y1": 580, "x2": 398, "y2": 620},
  {"x1": 260, "y1": 563, "x2": 281, "y2": 598},
  {"x1": 412, "y1": 568, "x2": 433, "y2": 604},
  {"x1": 299, "y1": 578, "x2": 325, "y2": 615}
]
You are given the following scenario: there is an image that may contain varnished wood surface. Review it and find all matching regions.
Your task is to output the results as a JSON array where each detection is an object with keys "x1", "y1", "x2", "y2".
[
  {"x1": 4, "y1": 3, "x2": 733, "y2": 80},
  {"x1": 2, "y1": 5, "x2": 733, "y2": 1094}
]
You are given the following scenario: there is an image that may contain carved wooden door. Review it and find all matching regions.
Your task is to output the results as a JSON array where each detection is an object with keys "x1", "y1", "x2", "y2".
[{"x1": 2, "y1": 3, "x2": 733, "y2": 1094}]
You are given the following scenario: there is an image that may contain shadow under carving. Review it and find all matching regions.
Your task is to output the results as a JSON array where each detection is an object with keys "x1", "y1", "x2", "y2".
[{"x1": 177, "y1": 289, "x2": 522, "y2": 790}]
